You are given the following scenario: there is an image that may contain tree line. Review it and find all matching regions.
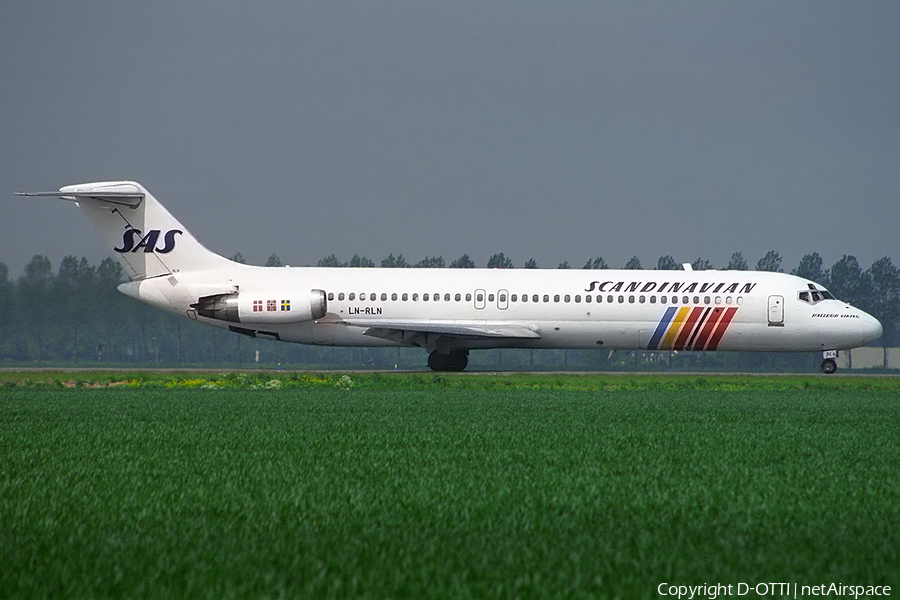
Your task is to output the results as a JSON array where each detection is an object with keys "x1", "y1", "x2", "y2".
[{"x1": 1, "y1": 250, "x2": 897, "y2": 367}]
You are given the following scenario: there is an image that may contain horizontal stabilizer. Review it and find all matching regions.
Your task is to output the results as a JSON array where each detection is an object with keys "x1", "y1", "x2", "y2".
[{"x1": 16, "y1": 185, "x2": 144, "y2": 208}]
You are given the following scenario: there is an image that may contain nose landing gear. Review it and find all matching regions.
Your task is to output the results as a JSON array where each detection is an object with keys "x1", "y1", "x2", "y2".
[{"x1": 820, "y1": 359, "x2": 837, "y2": 374}]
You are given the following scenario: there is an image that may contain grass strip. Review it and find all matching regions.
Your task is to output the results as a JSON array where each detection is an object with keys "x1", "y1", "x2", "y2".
[{"x1": 1, "y1": 387, "x2": 898, "y2": 598}]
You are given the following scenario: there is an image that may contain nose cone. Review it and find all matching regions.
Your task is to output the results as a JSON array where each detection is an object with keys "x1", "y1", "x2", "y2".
[
  {"x1": 860, "y1": 312, "x2": 883, "y2": 345},
  {"x1": 816, "y1": 305, "x2": 883, "y2": 350}
]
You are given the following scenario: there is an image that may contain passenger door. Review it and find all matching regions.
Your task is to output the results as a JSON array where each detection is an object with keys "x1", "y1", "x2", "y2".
[{"x1": 767, "y1": 295, "x2": 784, "y2": 327}]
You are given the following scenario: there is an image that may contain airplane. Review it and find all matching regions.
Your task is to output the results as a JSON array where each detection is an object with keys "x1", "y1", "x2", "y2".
[{"x1": 17, "y1": 181, "x2": 882, "y2": 374}]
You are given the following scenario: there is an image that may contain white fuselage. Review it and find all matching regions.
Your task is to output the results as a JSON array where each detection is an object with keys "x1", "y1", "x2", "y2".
[{"x1": 121, "y1": 265, "x2": 883, "y2": 355}]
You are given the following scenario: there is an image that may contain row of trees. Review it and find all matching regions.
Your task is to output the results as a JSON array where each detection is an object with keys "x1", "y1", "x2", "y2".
[
  {"x1": 258, "y1": 248, "x2": 882, "y2": 282},
  {"x1": 1, "y1": 250, "x2": 897, "y2": 367},
  {"x1": 288, "y1": 249, "x2": 806, "y2": 271}
]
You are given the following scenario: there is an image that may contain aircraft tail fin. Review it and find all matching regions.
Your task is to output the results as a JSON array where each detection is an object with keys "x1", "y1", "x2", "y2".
[{"x1": 17, "y1": 181, "x2": 232, "y2": 280}]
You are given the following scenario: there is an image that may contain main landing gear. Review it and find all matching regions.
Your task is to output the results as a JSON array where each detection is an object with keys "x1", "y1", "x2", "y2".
[
  {"x1": 820, "y1": 350, "x2": 838, "y2": 374},
  {"x1": 428, "y1": 349, "x2": 469, "y2": 372}
]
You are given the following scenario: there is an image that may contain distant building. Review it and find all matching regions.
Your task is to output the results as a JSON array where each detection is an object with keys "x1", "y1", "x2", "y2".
[{"x1": 836, "y1": 348, "x2": 898, "y2": 370}]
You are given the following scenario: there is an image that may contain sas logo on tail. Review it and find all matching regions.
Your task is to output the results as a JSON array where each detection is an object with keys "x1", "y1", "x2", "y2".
[{"x1": 113, "y1": 228, "x2": 183, "y2": 254}]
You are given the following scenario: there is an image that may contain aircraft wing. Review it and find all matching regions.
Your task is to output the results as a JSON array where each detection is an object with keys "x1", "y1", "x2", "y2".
[{"x1": 335, "y1": 318, "x2": 542, "y2": 341}]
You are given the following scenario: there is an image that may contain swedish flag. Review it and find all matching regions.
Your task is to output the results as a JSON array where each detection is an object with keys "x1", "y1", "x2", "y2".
[{"x1": 281, "y1": 299, "x2": 291, "y2": 312}]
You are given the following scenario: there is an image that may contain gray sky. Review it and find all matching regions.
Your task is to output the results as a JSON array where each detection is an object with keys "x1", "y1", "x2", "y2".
[{"x1": 2, "y1": 1, "x2": 898, "y2": 275}]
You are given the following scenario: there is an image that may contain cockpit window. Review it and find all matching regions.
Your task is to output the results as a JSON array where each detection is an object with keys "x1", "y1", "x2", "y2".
[{"x1": 798, "y1": 284, "x2": 835, "y2": 305}]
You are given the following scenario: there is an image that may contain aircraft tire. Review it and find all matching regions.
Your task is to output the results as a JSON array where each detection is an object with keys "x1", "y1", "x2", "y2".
[
  {"x1": 447, "y1": 351, "x2": 468, "y2": 372},
  {"x1": 820, "y1": 358, "x2": 837, "y2": 374},
  {"x1": 428, "y1": 351, "x2": 449, "y2": 372}
]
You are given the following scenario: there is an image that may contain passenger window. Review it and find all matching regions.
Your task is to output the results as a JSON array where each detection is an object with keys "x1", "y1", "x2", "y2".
[
  {"x1": 424, "y1": 293, "x2": 430, "y2": 301},
  {"x1": 349, "y1": 293, "x2": 356, "y2": 301},
  {"x1": 338, "y1": 293, "x2": 345, "y2": 301},
  {"x1": 499, "y1": 293, "x2": 507, "y2": 302},
  {"x1": 489, "y1": 294, "x2": 495, "y2": 302},
  {"x1": 628, "y1": 296, "x2": 635, "y2": 304},
  {"x1": 511, "y1": 294, "x2": 517, "y2": 302},
  {"x1": 737, "y1": 297, "x2": 744, "y2": 305},
  {"x1": 533, "y1": 295, "x2": 539, "y2": 302},
  {"x1": 639, "y1": 296, "x2": 645, "y2": 304},
  {"x1": 564, "y1": 295, "x2": 570, "y2": 303},
  {"x1": 575, "y1": 295, "x2": 581, "y2": 303},
  {"x1": 671, "y1": 296, "x2": 677, "y2": 304},
  {"x1": 607, "y1": 295, "x2": 613, "y2": 303},
  {"x1": 704, "y1": 296, "x2": 710, "y2": 304},
  {"x1": 327, "y1": 292, "x2": 334, "y2": 301},
  {"x1": 693, "y1": 296, "x2": 699, "y2": 304},
  {"x1": 715, "y1": 297, "x2": 721, "y2": 305},
  {"x1": 381, "y1": 293, "x2": 387, "y2": 301},
  {"x1": 466, "y1": 293, "x2": 472, "y2": 302},
  {"x1": 455, "y1": 293, "x2": 461, "y2": 301},
  {"x1": 554, "y1": 295, "x2": 560, "y2": 303},
  {"x1": 522, "y1": 294, "x2": 528, "y2": 303},
  {"x1": 412, "y1": 293, "x2": 419, "y2": 301},
  {"x1": 726, "y1": 296, "x2": 732, "y2": 305},
  {"x1": 402, "y1": 293, "x2": 408, "y2": 301},
  {"x1": 543, "y1": 295, "x2": 550, "y2": 303},
  {"x1": 391, "y1": 293, "x2": 397, "y2": 301},
  {"x1": 660, "y1": 295, "x2": 666, "y2": 304},
  {"x1": 476, "y1": 293, "x2": 483, "y2": 302},
  {"x1": 683, "y1": 296, "x2": 689, "y2": 304},
  {"x1": 585, "y1": 295, "x2": 591, "y2": 303},
  {"x1": 433, "y1": 293, "x2": 439, "y2": 301},
  {"x1": 444, "y1": 293, "x2": 451, "y2": 301}
]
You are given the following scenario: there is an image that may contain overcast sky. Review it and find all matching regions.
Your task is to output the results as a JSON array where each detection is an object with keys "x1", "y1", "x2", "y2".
[{"x1": 2, "y1": 1, "x2": 898, "y2": 276}]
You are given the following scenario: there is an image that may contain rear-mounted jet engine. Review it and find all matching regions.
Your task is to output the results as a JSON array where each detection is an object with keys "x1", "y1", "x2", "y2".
[{"x1": 191, "y1": 290, "x2": 327, "y2": 323}]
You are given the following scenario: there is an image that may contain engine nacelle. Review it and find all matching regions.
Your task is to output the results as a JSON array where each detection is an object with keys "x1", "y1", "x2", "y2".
[{"x1": 191, "y1": 289, "x2": 327, "y2": 323}]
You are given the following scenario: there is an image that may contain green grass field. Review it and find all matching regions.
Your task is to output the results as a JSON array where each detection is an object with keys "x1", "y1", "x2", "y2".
[{"x1": 1, "y1": 373, "x2": 898, "y2": 599}]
